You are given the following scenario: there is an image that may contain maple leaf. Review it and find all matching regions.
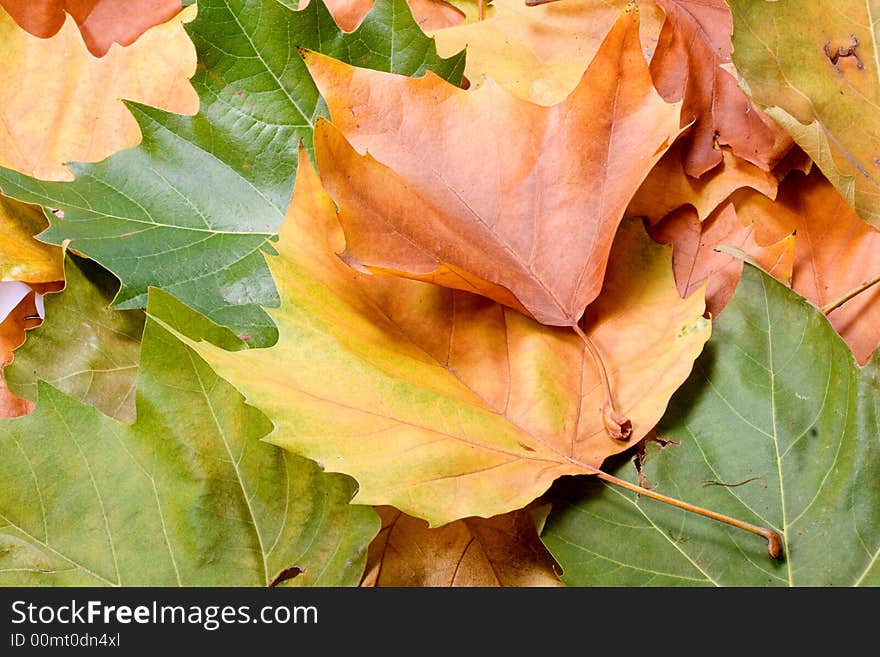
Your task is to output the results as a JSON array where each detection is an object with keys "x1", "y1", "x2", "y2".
[
  {"x1": 6, "y1": 253, "x2": 144, "y2": 423},
  {"x1": 0, "y1": 3, "x2": 198, "y2": 181},
  {"x1": 0, "y1": 194, "x2": 64, "y2": 375},
  {"x1": 728, "y1": 0, "x2": 880, "y2": 227},
  {"x1": 652, "y1": 169, "x2": 880, "y2": 365},
  {"x1": 305, "y1": 5, "x2": 682, "y2": 327},
  {"x1": 734, "y1": 169, "x2": 880, "y2": 366},
  {"x1": 542, "y1": 265, "x2": 880, "y2": 586},
  {"x1": 0, "y1": 195, "x2": 63, "y2": 285},
  {"x1": 650, "y1": 0, "x2": 792, "y2": 177},
  {"x1": 0, "y1": 0, "x2": 464, "y2": 346},
  {"x1": 298, "y1": 0, "x2": 463, "y2": 31},
  {"x1": 0, "y1": 296, "x2": 379, "y2": 586},
  {"x1": 626, "y1": 142, "x2": 779, "y2": 224},
  {"x1": 648, "y1": 202, "x2": 794, "y2": 319},
  {"x1": 173, "y1": 151, "x2": 710, "y2": 526},
  {"x1": 0, "y1": 370, "x2": 31, "y2": 418},
  {"x1": 361, "y1": 505, "x2": 563, "y2": 586},
  {"x1": 429, "y1": 0, "x2": 663, "y2": 106},
  {"x1": 0, "y1": 0, "x2": 183, "y2": 57}
]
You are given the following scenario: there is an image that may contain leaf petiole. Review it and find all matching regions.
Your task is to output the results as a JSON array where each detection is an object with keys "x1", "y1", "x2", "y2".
[
  {"x1": 572, "y1": 324, "x2": 632, "y2": 441},
  {"x1": 820, "y1": 272, "x2": 880, "y2": 314},
  {"x1": 571, "y1": 458, "x2": 785, "y2": 559}
]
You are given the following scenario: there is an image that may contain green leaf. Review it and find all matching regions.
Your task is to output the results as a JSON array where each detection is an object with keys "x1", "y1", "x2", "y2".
[
  {"x1": 728, "y1": 0, "x2": 880, "y2": 226},
  {"x1": 0, "y1": 0, "x2": 465, "y2": 347},
  {"x1": 540, "y1": 266, "x2": 880, "y2": 586},
  {"x1": 5, "y1": 253, "x2": 144, "y2": 423},
  {"x1": 0, "y1": 290, "x2": 379, "y2": 586}
]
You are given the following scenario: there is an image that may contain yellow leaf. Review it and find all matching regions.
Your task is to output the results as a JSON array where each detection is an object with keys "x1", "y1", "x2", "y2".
[
  {"x1": 0, "y1": 3, "x2": 198, "y2": 181},
  {"x1": 0, "y1": 195, "x2": 63, "y2": 283},
  {"x1": 429, "y1": 0, "x2": 663, "y2": 105},
  {"x1": 176, "y1": 152, "x2": 711, "y2": 526}
]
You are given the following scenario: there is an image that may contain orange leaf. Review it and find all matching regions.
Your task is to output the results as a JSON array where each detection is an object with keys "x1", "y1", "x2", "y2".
[
  {"x1": 305, "y1": 6, "x2": 682, "y2": 326},
  {"x1": 628, "y1": 142, "x2": 779, "y2": 224},
  {"x1": 181, "y1": 151, "x2": 710, "y2": 525},
  {"x1": 361, "y1": 506, "x2": 562, "y2": 586},
  {"x1": 0, "y1": 3, "x2": 198, "y2": 181},
  {"x1": 648, "y1": 202, "x2": 794, "y2": 317},
  {"x1": 0, "y1": 0, "x2": 183, "y2": 57},
  {"x1": 735, "y1": 169, "x2": 880, "y2": 365},
  {"x1": 650, "y1": 0, "x2": 792, "y2": 176},
  {"x1": 430, "y1": 0, "x2": 664, "y2": 106},
  {"x1": 297, "y1": 0, "x2": 463, "y2": 32}
]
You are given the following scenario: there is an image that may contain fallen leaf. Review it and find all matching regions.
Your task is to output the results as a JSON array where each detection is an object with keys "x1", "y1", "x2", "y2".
[
  {"x1": 0, "y1": 0, "x2": 464, "y2": 346},
  {"x1": 728, "y1": 0, "x2": 880, "y2": 226},
  {"x1": 306, "y1": 6, "x2": 682, "y2": 326},
  {"x1": 5, "y1": 254, "x2": 144, "y2": 423},
  {"x1": 647, "y1": 202, "x2": 794, "y2": 318},
  {"x1": 361, "y1": 505, "x2": 562, "y2": 586},
  {"x1": 0, "y1": 3, "x2": 198, "y2": 181},
  {"x1": 650, "y1": 0, "x2": 791, "y2": 176},
  {"x1": 734, "y1": 169, "x2": 880, "y2": 365},
  {"x1": 430, "y1": 0, "x2": 664, "y2": 105},
  {"x1": 627, "y1": 142, "x2": 779, "y2": 224},
  {"x1": 298, "y1": 0, "x2": 463, "y2": 31},
  {"x1": 0, "y1": 369, "x2": 31, "y2": 418},
  {"x1": 542, "y1": 265, "x2": 880, "y2": 586},
  {"x1": 0, "y1": 292, "x2": 379, "y2": 586},
  {"x1": 0, "y1": 195, "x2": 63, "y2": 284},
  {"x1": 0, "y1": 0, "x2": 183, "y2": 56},
  {"x1": 175, "y1": 151, "x2": 710, "y2": 526},
  {"x1": 0, "y1": 282, "x2": 64, "y2": 365}
]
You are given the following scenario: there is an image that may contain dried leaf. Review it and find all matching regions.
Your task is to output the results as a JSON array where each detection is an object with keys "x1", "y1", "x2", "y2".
[
  {"x1": 430, "y1": 0, "x2": 663, "y2": 105},
  {"x1": 0, "y1": 0, "x2": 183, "y2": 56},
  {"x1": 648, "y1": 203, "x2": 794, "y2": 317},
  {"x1": 735, "y1": 169, "x2": 880, "y2": 365},
  {"x1": 628, "y1": 143, "x2": 779, "y2": 224},
  {"x1": 298, "y1": 0, "x2": 463, "y2": 31},
  {"x1": 361, "y1": 506, "x2": 562, "y2": 586},
  {"x1": 0, "y1": 3, "x2": 198, "y2": 181},
  {"x1": 306, "y1": 6, "x2": 682, "y2": 326},
  {"x1": 650, "y1": 0, "x2": 791, "y2": 176},
  {"x1": 728, "y1": 0, "x2": 880, "y2": 226},
  {"x1": 0, "y1": 195, "x2": 63, "y2": 284},
  {"x1": 172, "y1": 152, "x2": 710, "y2": 526}
]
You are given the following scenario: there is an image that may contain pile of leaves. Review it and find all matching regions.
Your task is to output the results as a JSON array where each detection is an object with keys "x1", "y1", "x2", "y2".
[{"x1": 0, "y1": 0, "x2": 877, "y2": 587}]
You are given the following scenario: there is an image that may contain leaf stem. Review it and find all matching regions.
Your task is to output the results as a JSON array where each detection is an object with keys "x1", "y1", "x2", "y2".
[
  {"x1": 572, "y1": 324, "x2": 632, "y2": 441},
  {"x1": 820, "y1": 272, "x2": 880, "y2": 314},
  {"x1": 572, "y1": 459, "x2": 784, "y2": 559}
]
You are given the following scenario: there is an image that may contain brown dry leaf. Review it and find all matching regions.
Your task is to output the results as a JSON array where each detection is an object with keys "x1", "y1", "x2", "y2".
[
  {"x1": 297, "y1": 0, "x2": 463, "y2": 31},
  {"x1": 628, "y1": 142, "x2": 779, "y2": 224},
  {"x1": 182, "y1": 152, "x2": 710, "y2": 525},
  {"x1": 0, "y1": 0, "x2": 182, "y2": 56},
  {"x1": 361, "y1": 506, "x2": 562, "y2": 586},
  {"x1": 305, "y1": 6, "x2": 682, "y2": 327},
  {"x1": 0, "y1": 3, "x2": 198, "y2": 181},
  {"x1": 650, "y1": 0, "x2": 791, "y2": 177},
  {"x1": 734, "y1": 169, "x2": 880, "y2": 366},
  {"x1": 648, "y1": 203, "x2": 794, "y2": 318},
  {"x1": 430, "y1": 0, "x2": 663, "y2": 105}
]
